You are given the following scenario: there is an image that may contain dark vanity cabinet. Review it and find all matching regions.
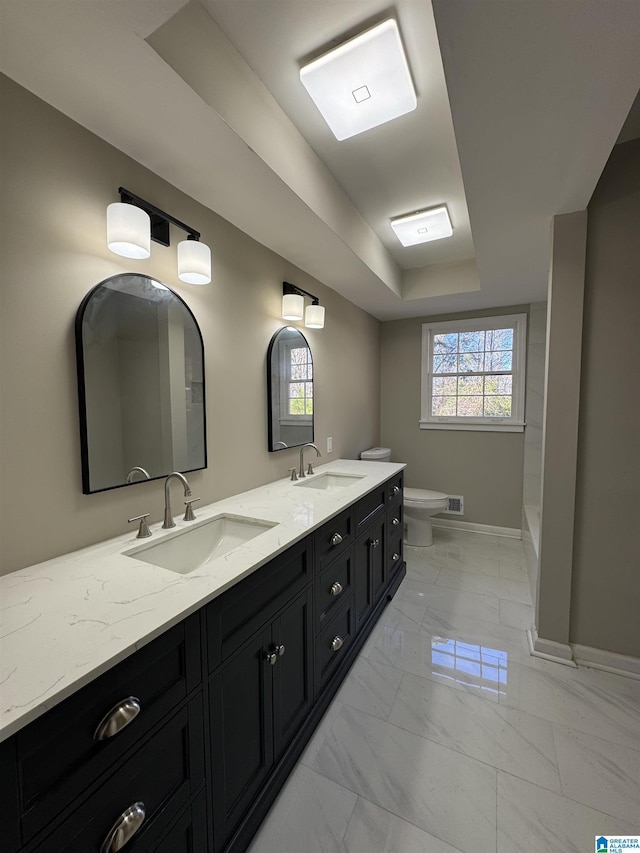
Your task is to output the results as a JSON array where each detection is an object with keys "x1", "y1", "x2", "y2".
[
  {"x1": 2, "y1": 617, "x2": 207, "y2": 853},
  {"x1": 2, "y1": 474, "x2": 404, "y2": 853},
  {"x1": 353, "y1": 484, "x2": 387, "y2": 632},
  {"x1": 206, "y1": 540, "x2": 314, "y2": 852}
]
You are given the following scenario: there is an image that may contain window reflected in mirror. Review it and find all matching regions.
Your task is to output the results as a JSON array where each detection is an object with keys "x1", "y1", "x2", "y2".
[{"x1": 267, "y1": 327, "x2": 314, "y2": 451}]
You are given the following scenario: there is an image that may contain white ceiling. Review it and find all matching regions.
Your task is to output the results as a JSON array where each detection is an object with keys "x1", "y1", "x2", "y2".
[{"x1": 1, "y1": 0, "x2": 639, "y2": 320}]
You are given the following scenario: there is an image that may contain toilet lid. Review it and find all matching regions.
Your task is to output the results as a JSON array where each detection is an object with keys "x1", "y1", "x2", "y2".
[{"x1": 404, "y1": 487, "x2": 449, "y2": 508}]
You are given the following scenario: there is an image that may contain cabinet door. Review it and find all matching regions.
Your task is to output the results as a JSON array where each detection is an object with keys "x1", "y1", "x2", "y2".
[
  {"x1": 272, "y1": 588, "x2": 314, "y2": 759},
  {"x1": 210, "y1": 626, "x2": 274, "y2": 852},
  {"x1": 354, "y1": 518, "x2": 386, "y2": 632},
  {"x1": 370, "y1": 516, "x2": 387, "y2": 604}
]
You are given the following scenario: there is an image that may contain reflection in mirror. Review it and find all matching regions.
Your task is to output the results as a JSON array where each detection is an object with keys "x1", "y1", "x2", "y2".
[
  {"x1": 76, "y1": 273, "x2": 206, "y2": 493},
  {"x1": 267, "y1": 327, "x2": 314, "y2": 452}
]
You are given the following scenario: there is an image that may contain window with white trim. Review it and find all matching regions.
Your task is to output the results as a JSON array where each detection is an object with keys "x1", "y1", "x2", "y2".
[{"x1": 420, "y1": 313, "x2": 527, "y2": 432}]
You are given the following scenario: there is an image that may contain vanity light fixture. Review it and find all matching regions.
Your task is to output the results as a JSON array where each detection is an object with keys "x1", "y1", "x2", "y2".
[
  {"x1": 106, "y1": 202, "x2": 151, "y2": 259},
  {"x1": 282, "y1": 282, "x2": 325, "y2": 329},
  {"x1": 107, "y1": 188, "x2": 212, "y2": 284},
  {"x1": 390, "y1": 205, "x2": 453, "y2": 247},
  {"x1": 299, "y1": 18, "x2": 416, "y2": 141}
]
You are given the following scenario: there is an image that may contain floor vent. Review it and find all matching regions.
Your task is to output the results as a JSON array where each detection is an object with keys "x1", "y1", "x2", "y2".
[{"x1": 445, "y1": 495, "x2": 464, "y2": 515}]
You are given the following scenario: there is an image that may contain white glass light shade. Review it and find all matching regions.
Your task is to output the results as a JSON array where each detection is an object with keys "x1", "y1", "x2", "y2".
[
  {"x1": 305, "y1": 304, "x2": 325, "y2": 329},
  {"x1": 282, "y1": 293, "x2": 304, "y2": 321},
  {"x1": 107, "y1": 203, "x2": 151, "y2": 259},
  {"x1": 300, "y1": 19, "x2": 416, "y2": 141},
  {"x1": 178, "y1": 240, "x2": 211, "y2": 285},
  {"x1": 390, "y1": 206, "x2": 453, "y2": 247}
]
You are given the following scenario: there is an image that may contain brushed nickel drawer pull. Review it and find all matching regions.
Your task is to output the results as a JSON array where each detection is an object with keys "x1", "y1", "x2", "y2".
[
  {"x1": 392, "y1": 517, "x2": 400, "y2": 526},
  {"x1": 330, "y1": 581, "x2": 343, "y2": 596},
  {"x1": 100, "y1": 802, "x2": 146, "y2": 853},
  {"x1": 94, "y1": 697, "x2": 141, "y2": 741},
  {"x1": 331, "y1": 636, "x2": 344, "y2": 652},
  {"x1": 330, "y1": 532, "x2": 343, "y2": 546}
]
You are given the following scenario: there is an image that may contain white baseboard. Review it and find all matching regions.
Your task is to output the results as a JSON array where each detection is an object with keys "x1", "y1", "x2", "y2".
[
  {"x1": 571, "y1": 643, "x2": 640, "y2": 680},
  {"x1": 432, "y1": 518, "x2": 521, "y2": 539},
  {"x1": 527, "y1": 627, "x2": 577, "y2": 667}
]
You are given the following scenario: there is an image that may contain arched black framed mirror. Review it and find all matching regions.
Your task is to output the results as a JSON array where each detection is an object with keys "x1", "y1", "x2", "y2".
[
  {"x1": 267, "y1": 327, "x2": 314, "y2": 451},
  {"x1": 76, "y1": 273, "x2": 207, "y2": 493}
]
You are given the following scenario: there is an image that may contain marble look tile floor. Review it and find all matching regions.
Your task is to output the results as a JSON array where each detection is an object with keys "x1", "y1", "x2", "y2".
[{"x1": 248, "y1": 528, "x2": 640, "y2": 853}]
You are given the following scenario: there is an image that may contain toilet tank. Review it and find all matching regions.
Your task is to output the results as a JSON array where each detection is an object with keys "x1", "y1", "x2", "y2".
[{"x1": 360, "y1": 447, "x2": 391, "y2": 462}]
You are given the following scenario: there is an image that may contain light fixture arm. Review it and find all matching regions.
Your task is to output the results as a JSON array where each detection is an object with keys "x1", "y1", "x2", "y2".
[
  {"x1": 282, "y1": 281, "x2": 320, "y2": 306},
  {"x1": 118, "y1": 187, "x2": 201, "y2": 247}
]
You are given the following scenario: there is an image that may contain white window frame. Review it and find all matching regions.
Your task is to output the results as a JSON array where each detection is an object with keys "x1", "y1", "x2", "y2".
[
  {"x1": 279, "y1": 338, "x2": 313, "y2": 427},
  {"x1": 420, "y1": 313, "x2": 527, "y2": 432}
]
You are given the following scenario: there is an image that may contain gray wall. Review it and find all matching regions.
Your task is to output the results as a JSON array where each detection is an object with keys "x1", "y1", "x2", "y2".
[
  {"x1": 381, "y1": 309, "x2": 526, "y2": 529},
  {"x1": 570, "y1": 139, "x2": 640, "y2": 657},
  {"x1": 522, "y1": 302, "x2": 547, "y2": 508},
  {"x1": 536, "y1": 211, "x2": 588, "y2": 649},
  {"x1": 0, "y1": 76, "x2": 381, "y2": 574}
]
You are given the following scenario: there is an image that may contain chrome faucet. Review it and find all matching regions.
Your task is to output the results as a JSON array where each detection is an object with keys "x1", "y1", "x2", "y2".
[
  {"x1": 126, "y1": 466, "x2": 151, "y2": 484},
  {"x1": 163, "y1": 472, "x2": 191, "y2": 529},
  {"x1": 299, "y1": 442, "x2": 321, "y2": 478}
]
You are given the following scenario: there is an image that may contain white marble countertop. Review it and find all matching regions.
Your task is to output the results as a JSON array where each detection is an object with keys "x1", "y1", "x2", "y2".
[{"x1": 0, "y1": 459, "x2": 404, "y2": 742}]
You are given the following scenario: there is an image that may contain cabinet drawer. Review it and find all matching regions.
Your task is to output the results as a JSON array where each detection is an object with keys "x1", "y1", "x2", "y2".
[
  {"x1": 207, "y1": 538, "x2": 312, "y2": 667},
  {"x1": 386, "y1": 474, "x2": 403, "y2": 512},
  {"x1": 141, "y1": 790, "x2": 208, "y2": 853},
  {"x1": 314, "y1": 508, "x2": 352, "y2": 569},
  {"x1": 315, "y1": 550, "x2": 352, "y2": 631},
  {"x1": 31, "y1": 698, "x2": 205, "y2": 852},
  {"x1": 387, "y1": 531, "x2": 403, "y2": 573},
  {"x1": 387, "y1": 504, "x2": 403, "y2": 533},
  {"x1": 17, "y1": 616, "x2": 201, "y2": 843},
  {"x1": 355, "y1": 486, "x2": 386, "y2": 529},
  {"x1": 315, "y1": 602, "x2": 354, "y2": 691}
]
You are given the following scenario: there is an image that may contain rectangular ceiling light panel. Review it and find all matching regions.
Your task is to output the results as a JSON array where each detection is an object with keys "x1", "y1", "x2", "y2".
[
  {"x1": 391, "y1": 206, "x2": 453, "y2": 246},
  {"x1": 300, "y1": 19, "x2": 416, "y2": 141}
]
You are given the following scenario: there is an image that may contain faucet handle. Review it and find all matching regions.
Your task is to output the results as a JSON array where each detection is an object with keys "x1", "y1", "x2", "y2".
[
  {"x1": 307, "y1": 462, "x2": 315, "y2": 475},
  {"x1": 128, "y1": 514, "x2": 152, "y2": 539},
  {"x1": 288, "y1": 467, "x2": 298, "y2": 481},
  {"x1": 183, "y1": 498, "x2": 200, "y2": 522}
]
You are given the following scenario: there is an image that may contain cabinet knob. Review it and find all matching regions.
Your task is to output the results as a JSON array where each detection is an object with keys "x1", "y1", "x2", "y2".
[
  {"x1": 330, "y1": 532, "x2": 343, "y2": 546},
  {"x1": 392, "y1": 552, "x2": 400, "y2": 561},
  {"x1": 100, "y1": 802, "x2": 146, "y2": 853},
  {"x1": 369, "y1": 538, "x2": 380, "y2": 549},
  {"x1": 277, "y1": 644, "x2": 286, "y2": 657},
  {"x1": 94, "y1": 697, "x2": 141, "y2": 741},
  {"x1": 330, "y1": 636, "x2": 344, "y2": 652},
  {"x1": 330, "y1": 581, "x2": 343, "y2": 597},
  {"x1": 392, "y1": 517, "x2": 400, "y2": 526},
  {"x1": 264, "y1": 651, "x2": 277, "y2": 665},
  {"x1": 391, "y1": 485, "x2": 400, "y2": 496}
]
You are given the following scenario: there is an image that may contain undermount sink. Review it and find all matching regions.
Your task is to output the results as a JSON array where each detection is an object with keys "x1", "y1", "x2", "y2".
[
  {"x1": 295, "y1": 472, "x2": 365, "y2": 491},
  {"x1": 124, "y1": 514, "x2": 277, "y2": 575}
]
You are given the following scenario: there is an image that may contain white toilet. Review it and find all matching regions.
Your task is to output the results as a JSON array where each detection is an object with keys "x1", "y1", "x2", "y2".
[
  {"x1": 360, "y1": 447, "x2": 449, "y2": 547},
  {"x1": 403, "y1": 487, "x2": 449, "y2": 547}
]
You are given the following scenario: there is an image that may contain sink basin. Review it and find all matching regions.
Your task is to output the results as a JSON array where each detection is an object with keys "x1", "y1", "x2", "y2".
[
  {"x1": 295, "y1": 472, "x2": 365, "y2": 491},
  {"x1": 124, "y1": 514, "x2": 277, "y2": 575}
]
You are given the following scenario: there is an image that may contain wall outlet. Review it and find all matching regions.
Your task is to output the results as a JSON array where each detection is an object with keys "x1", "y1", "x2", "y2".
[{"x1": 327, "y1": 436, "x2": 333, "y2": 454}]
